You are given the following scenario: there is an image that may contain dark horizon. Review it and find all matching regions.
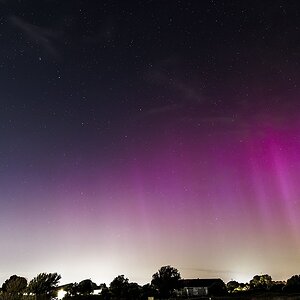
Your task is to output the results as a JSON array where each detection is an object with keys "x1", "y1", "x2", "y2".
[
  {"x1": 0, "y1": 265, "x2": 296, "y2": 287},
  {"x1": 1, "y1": 267, "x2": 300, "y2": 300}
]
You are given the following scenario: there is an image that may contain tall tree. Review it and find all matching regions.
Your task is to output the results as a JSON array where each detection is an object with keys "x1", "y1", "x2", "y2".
[
  {"x1": 77, "y1": 279, "x2": 97, "y2": 295},
  {"x1": 27, "y1": 272, "x2": 61, "y2": 300},
  {"x1": 151, "y1": 265, "x2": 181, "y2": 298},
  {"x1": 127, "y1": 282, "x2": 142, "y2": 300},
  {"x1": 109, "y1": 275, "x2": 129, "y2": 299},
  {"x1": 284, "y1": 275, "x2": 300, "y2": 293},
  {"x1": 1, "y1": 275, "x2": 27, "y2": 300},
  {"x1": 226, "y1": 280, "x2": 239, "y2": 293},
  {"x1": 250, "y1": 274, "x2": 273, "y2": 290},
  {"x1": 64, "y1": 283, "x2": 79, "y2": 297}
]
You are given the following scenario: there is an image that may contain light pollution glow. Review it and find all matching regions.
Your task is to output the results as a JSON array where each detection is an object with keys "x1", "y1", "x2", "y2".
[{"x1": 1, "y1": 112, "x2": 299, "y2": 285}]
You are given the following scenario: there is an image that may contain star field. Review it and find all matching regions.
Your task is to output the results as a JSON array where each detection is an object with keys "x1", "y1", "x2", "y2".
[{"x1": 0, "y1": 0, "x2": 300, "y2": 285}]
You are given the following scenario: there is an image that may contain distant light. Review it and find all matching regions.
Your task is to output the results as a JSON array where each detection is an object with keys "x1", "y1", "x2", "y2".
[
  {"x1": 234, "y1": 273, "x2": 252, "y2": 284},
  {"x1": 93, "y1": 289, "x2": 102, "y2": 295},
  {"x1": 57, "y1": 289, "x2": 67, "y2": 300}
]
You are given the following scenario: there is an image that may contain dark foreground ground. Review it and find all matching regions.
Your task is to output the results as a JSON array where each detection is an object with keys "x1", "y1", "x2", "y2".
[
  {"x1": 166, "y1": 294, "x2": 300, "y2": 300},
  {"x1": 173, "y1": 295, "x2": 300, "y2": 300},
  {"x1": 55, "y1": 294, "x2": 300, "y2": 300}
]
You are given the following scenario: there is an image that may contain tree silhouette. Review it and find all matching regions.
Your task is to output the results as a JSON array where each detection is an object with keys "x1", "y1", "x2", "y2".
[
  {"x1": 226, "y1": 280, "x2": 239, "y2": 293},
  {"x1": 127, "y1": 282, "x2": 142, "y2": 300},
  {"x1": 27, "y1": 272, "x2": 61, "y2": 300},
  {"x1": 141, "y1": 283, "x2": 158, "y2": 299},
  {"x1": 1, "y1": 275, "x2": 27, "y2": 300},
  {"x1": 109, "y1": 275, "x2": 129, "y2": 299},
  {"x1": 151, "y1": 265, "x2": 181, "y2": 299},
  {"x1": 250, "y1": 274, "x2": 272, "y2": 290},
  {"x1": 99, "y1": 283, "x2": 111, "y2": 300},
  {"x1": 284, "y1": 275, "x2": 300, "y2": 293},
  {"x1": 64, "y1": 283, "x2": 79, "y2": 297},
  {"x1": 77, "y1": 279, "x2": 97, "y2": 295}
]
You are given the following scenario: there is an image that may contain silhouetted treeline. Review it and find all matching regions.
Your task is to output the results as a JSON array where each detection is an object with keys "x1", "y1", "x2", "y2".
[{"x1": 0, "y1": 266, "x2": 300, "y2": 300}]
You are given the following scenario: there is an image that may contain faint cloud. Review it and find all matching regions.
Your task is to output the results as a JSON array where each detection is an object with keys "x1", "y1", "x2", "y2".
[
  {"x1": 9, "y1": 15, "x2": 62, "y2": 58},
  {"x1": 142, "y1": 56, "x2": 206, "y2": 118},
  {"x1": 9, "y1": 14, "x2": 116, "y2": 59},
  {"x1": 181, "y1": 267, "x2": 233, "y2": 274}
]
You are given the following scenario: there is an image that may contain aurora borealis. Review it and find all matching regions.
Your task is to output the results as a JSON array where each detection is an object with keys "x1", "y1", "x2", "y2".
[{"x1": 1, "y1": 0, "x2": 300, "y2": 286}]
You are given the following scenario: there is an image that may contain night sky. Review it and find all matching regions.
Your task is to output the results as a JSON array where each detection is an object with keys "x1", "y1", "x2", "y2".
[{"x1": 1, "y1": 0, "x2": 300, "y2": 285}]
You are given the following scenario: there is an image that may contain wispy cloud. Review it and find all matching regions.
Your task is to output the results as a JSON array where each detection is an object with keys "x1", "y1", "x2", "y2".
[
  {"x1": 181, "y1": 266, "x2": 234, "y2": 274},
  {"x1": 8, "y1": 14, "x2": 117, "y2": 59},
  {"x1": 9, "y1": 15, "x2": 62, "y2": 58},
  {"x1": 141, "y1": 56, "x2": 206, "y2": 119}
]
